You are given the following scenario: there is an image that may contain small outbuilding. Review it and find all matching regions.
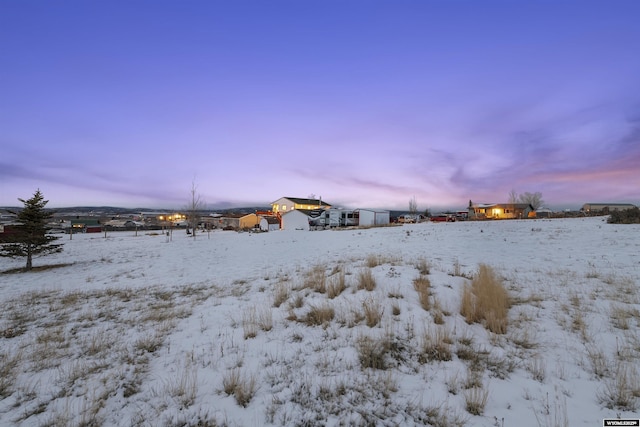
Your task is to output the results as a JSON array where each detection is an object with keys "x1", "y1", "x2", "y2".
[
  {"x1": 259, "y1": 216, "x2": 281, "y2": 232},
  {"x1": 356, "y1": 209, "x2": 390, "y2": 227},
  {"x1": 281, "y1": 209, "x2": 312, "y2": 231},
  {"x1": 217, "y1": 213, "x2": 260, "y2": 230}
]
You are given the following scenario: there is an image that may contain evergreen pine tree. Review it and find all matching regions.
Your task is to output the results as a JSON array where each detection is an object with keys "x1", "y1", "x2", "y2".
[{"x1": 0, "y1": 189, "x2": 63, "y2": 270}]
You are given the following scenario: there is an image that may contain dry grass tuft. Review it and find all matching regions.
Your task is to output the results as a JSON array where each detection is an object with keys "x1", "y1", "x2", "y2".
[
  {"x1": 460, "y1": 264, "x2": 510, "y2": 334},
  {"x1": 327, "y1": 270, "x2": 347, "y2": 299},
  {"x1": 598, "y1": 362, "x2": 640, "y2": 410},
  {"x1": 302, "y1": 304, "x2": 335, "y2": 327},
  {"x1": 362, "y1": 297, "x2": 384, "y2": 328},
  {"x1": 166, "y1": 359, "x2": 198, "y2": 409},
  {"x1": 413, "y1": 275, "x2": 431, "y2": 311},
  {"x1": 357, "y1": 336, "x2": 389, "y2": 370},
  {"x1": 586, "y1": 344, "x2": 610, "y2": 379},
  {"x1": 416, "y1": 258, "x2": 431, "y2": 275},
  {"x1": 257, "y1": 306, "x2": 273, "y2": 332},
  {"x1": 0, "y1": 350, "x2": 21, "y2": 398},
  {"x1": 610, "y1": 303, "x2": 640, "y2": 330},
  {"x1": 242, "y1": 308, "x2": 258, "y2": 339},
  {"x1": 222, "y1": 368, "x2": 257, "y2": 407},
  {"x1": 135, "y1": 333, "x2": 164, "y2": 353},
  {"x1": 366, "y1": 254, "x2": 382, "y2": 268},
  {"x1": 527, "y1": 355, "x2": 546, "y2": 382},
  {"x1": 304, "y1": 264, "x2": 327, "y2": 293},
  {"x1": 357, "y1": 268, "x2": 377, "y2": 291},
  {"x1": 464, "y1": 386, "x2": 489, "y2": 415},
  {"x1": 356, "y1": 331, "x2": 407, "y2": 371},
  {"x1": 272, "y1": 281, "x2": 290, "y2": 308},
  {"x1": 419, "y1": 327, "x2": 453, "y2": 363},
  {"x1": 365, "y1": 254, "x2": 399, "y2": 268}
]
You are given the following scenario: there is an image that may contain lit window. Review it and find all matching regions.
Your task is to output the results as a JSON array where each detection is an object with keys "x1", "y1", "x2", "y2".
[{"x1": 282, "y1": 205, "x2": 287, "y2": 211}]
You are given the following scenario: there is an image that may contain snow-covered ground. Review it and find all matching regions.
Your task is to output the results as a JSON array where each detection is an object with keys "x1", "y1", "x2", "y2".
[{"x1": 1, "y1": 217, "x2": 639, "y2": 426}]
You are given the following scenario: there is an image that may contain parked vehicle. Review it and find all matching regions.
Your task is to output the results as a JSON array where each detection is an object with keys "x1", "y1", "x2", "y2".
[{"x1": 430, "y1": 214, "x2": 455, "y2": 222}]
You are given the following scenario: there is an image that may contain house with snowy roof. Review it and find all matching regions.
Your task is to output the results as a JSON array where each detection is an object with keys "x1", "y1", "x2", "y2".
[
  {"x1": 468, "y1": 203, "x2": 535, "y2": 220},
  {"x1": 270, "y1": 197, "x2": 331, "y2": 215}
]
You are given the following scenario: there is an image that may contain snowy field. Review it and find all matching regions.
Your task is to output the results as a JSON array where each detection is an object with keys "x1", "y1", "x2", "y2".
[{"x1": 1, "y1": 217, "x2": 639, "y2": 426}]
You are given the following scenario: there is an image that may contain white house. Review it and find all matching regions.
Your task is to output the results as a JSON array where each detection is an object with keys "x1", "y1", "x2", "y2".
[
  {"x1": 259, "y1": 216, "x2": 280, "y2": 232},
  {"x1": 281, "y1": 209, "x2": 312, "y2": 231},
  {"x1": 357, "y1": 209, "x2": 390, "y2": 227},
  {"x1": 270, "y1": 197, "x2": 331, "y2": 214}
]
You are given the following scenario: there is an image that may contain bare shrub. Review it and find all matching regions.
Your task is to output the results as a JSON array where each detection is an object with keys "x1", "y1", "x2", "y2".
[
  {"x1": 460, "y1": 264, "x2": 510, "y2": 334},
  {"x1": 357, "y1": 268, "x2": 377, "y2": 291},
  {"x1": 362, "y1": 297, "x2": 384, "y2": 328},
  {"x1": 413, "y1": 275, "x2": 431, "y2": 311}
]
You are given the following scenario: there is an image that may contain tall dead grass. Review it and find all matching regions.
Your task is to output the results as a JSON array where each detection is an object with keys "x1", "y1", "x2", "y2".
[
  {"x1": 302, "y1": 304, "x2": 335, "y2": 327},
  {"x1": 413, "y1": 275, "x2": 431, "y2": 311},
  {"x1": 222, "y1": 368, "x2": 257, "y2": 407},
  {"x1": 357, "y1": 268, "x2": 377, "y2": 291},
  {"x1": 327, "y1": 270, "x2": 347, "y2": 299},
  {"x1": 460, "y1": 264, "x2": 510, "y2": 334},
  {"x1": 362, "y1": 297, "x2": 384, "y2": 328}
]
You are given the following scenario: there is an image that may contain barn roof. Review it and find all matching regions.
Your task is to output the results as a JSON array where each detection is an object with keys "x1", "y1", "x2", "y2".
[{"x1": 272, "y1": 197, "x2": 332, "y2": 207}]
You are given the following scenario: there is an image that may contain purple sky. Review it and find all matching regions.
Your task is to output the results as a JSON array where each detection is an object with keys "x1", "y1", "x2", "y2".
[{"x1": 1, "y1": 1, "x2": 639, "y2": 211}]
